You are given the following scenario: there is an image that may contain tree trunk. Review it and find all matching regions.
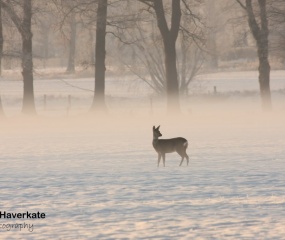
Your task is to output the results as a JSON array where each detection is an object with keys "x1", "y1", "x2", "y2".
[
  {"x1": 256, "y1": 0, "x2": 271, "y2": 110},
  {"x1": 1, "y1": 0, "x2": 35, "y2": 114},
  {"x1": 257, "y1": 40, "x2": 271, "y2": 110},
  {"x1": 0, "y1": 2, "x2": 4, "y2": 115},
  {"x1": 91, "y1": 0, "x2": 107, "y2": 112},
  {"x1": 66, "y1": 13, "x2": 77, "y2": 73},
  {"x1": 164, "y1": 39, "x2": 180, "y2": 111},
  {"x1": 21, "y1": 0, "x2": 35, "y2": 114},
  {"x1": 153, "y1": 0, "x2": 181, "y2": 113},
  {"x1": 0, "y1": 1, "x2": 3, "y2": 76},
  {"x1": 245, "y1": 0, "x2": 272, "y2": 110}
]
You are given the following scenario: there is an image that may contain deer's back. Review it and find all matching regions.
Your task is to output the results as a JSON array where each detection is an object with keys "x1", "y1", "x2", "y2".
[{"x1": 153, "y1": 137, "x2": 188, "y2": 153}]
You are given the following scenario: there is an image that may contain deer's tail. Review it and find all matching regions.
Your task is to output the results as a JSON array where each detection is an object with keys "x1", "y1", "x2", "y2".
[{"x1": 183, "y1": 141, "x2": 188, "y2": 148}]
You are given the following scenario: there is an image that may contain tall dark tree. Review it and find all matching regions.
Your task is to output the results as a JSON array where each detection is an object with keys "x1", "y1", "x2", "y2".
[
  {"x1": 2, "y1": 0, "x2": 36, "y2": 114},
  {"x1": 91, "y1": 0, "x2": 107, "y2": 112},
  {"x1": 0, "y1": 1, "x2": 4, "y2": 115},
  {"x1": 0, "y1": 1, "x2": 3, "y2": 76},
  {"x1": 139, "y1": 0, "x2": 181, "y2": 113},
  {"x1": 236, "y1": 0, "x2": 272, "y2": 110}
]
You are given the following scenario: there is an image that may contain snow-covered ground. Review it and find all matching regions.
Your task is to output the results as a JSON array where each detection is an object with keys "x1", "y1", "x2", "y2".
[
  {"x1": 193, "y1": 71, "x2": 285, "y2": 92},
  {"x1": 0, "y1": 71, "x2": 285, "y2": 239},
  {"x1": 1, "y1": 115, "x2": 285, "y2": 239}
]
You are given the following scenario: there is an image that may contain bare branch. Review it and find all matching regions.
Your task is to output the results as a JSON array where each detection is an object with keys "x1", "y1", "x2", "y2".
[
  {"x1": 106, "y1": 31, "x2": 137, "y2": 45},
  {"x1": 1, "y1": 0, "x2": 24, "y2": 35},
  {"x1": 235, "y1": 0, "x2": 246, "y2": 10},
  {"x1": 137, "y1": 0, "x2": 154, "y2": 9}
]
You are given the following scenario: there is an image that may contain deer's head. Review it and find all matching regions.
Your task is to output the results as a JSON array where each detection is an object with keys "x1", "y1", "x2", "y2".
[{"x1": 153, "y1": 125, "x2": 162, "y2": 139}]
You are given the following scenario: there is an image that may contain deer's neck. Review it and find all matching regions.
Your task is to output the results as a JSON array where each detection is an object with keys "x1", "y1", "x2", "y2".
[{"x1": 152, "y1": 137, "x2": 159, "y2": 148}]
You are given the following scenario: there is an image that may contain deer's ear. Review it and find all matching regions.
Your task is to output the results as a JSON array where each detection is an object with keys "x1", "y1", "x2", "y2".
[
  {"x1": 157, "y1": 125, "x2": 160, "y2": 130},
  {"x1": 153, "y1": 126, "x2": 155, "y2": 130}
]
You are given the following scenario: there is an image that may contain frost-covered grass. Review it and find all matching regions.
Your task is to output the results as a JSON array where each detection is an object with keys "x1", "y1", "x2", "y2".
[{"x1": 0, "y1": 115, "x2": 285, "y2": 239}]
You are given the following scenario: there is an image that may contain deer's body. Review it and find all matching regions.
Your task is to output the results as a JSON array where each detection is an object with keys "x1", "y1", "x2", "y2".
[{"x1": 152, "y1": 126, "x2": 189, "y2": 167}]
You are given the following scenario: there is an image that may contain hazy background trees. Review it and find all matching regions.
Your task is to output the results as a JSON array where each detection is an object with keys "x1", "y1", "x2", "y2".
[
  {"x1": 121, "y1": 1, "x2": 204, "y2": 98},
  {"x1": 2, "y1": 0, "x2": 36, "y2": 114},
  {"x1": 236, "y1": 0, "x2": 272, "y2": 110},
  {"x1": 269, "y1": 0, "x2": 285, "y2": 63},
  {"x1": 0, "y1": 0, "x2": 285, "y2": 115}
]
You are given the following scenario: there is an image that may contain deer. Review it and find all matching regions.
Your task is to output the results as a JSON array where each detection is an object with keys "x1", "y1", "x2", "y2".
[{"x1": 152, "y1": 125, "x2": 189, "y2": 167}]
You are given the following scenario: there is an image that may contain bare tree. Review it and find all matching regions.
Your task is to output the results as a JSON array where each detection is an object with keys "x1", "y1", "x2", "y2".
[
  {"x1": 0, "y1": 1, "x2": 3, "y2": 76},
  {"x1": 124, "y1": 22, "x2": 204, "y2": 97},
  {"x1": 36, "y1": 8, "x2": 55, "y2": 69},
  {"x1": 54, "y1": 0, "x2": 119, "y2": 112},
  {"x1": 236, "y1": 0, "x2": 272, "y2": 110},
  {"x1": 2, "y1": 0, "x2": 36, "y2": 114},
  {"x1": 52, "y1": 0, "x2": 79, "y2": 73},
  {"x1": 137, "y1": 0, "x2": 182, "y2": 113},
  {"x1": 91, "y1": 0, "x2": 107, "y2": 112},
  {"x1": 0, "y1": 1, "x2": 3, "y2": 115}
]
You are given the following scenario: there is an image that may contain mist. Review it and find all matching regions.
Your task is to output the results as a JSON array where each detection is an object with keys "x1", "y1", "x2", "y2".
[{"x1": 1, "y1": 0, "x2": 285, "y2": 239}]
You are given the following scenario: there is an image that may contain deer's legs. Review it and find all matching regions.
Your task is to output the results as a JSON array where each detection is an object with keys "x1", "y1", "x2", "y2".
[
  {"x1": 186, "y1": 154, "x2": 189, "y2": 166},
  {"x1": 157, "y1": 154, "x2": 162, "y2": 167},
  {"x1": 177, "y1": 150, "x2": 186, "y2": 166},
  {"x1": 179, "y1": 157, "x2": 185, "y2": 166},
  {"x1": 162, "y1": 153, "x2": 166, "y2": 167}
]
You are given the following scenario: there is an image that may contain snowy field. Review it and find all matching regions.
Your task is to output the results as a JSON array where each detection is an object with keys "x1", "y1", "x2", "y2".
[
  {"x1": 1, "y1": 71, "x2": 285, "y2": 239},
  {"x1": 1, "y1": 115, "x2": 285, "y2": 239}
]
